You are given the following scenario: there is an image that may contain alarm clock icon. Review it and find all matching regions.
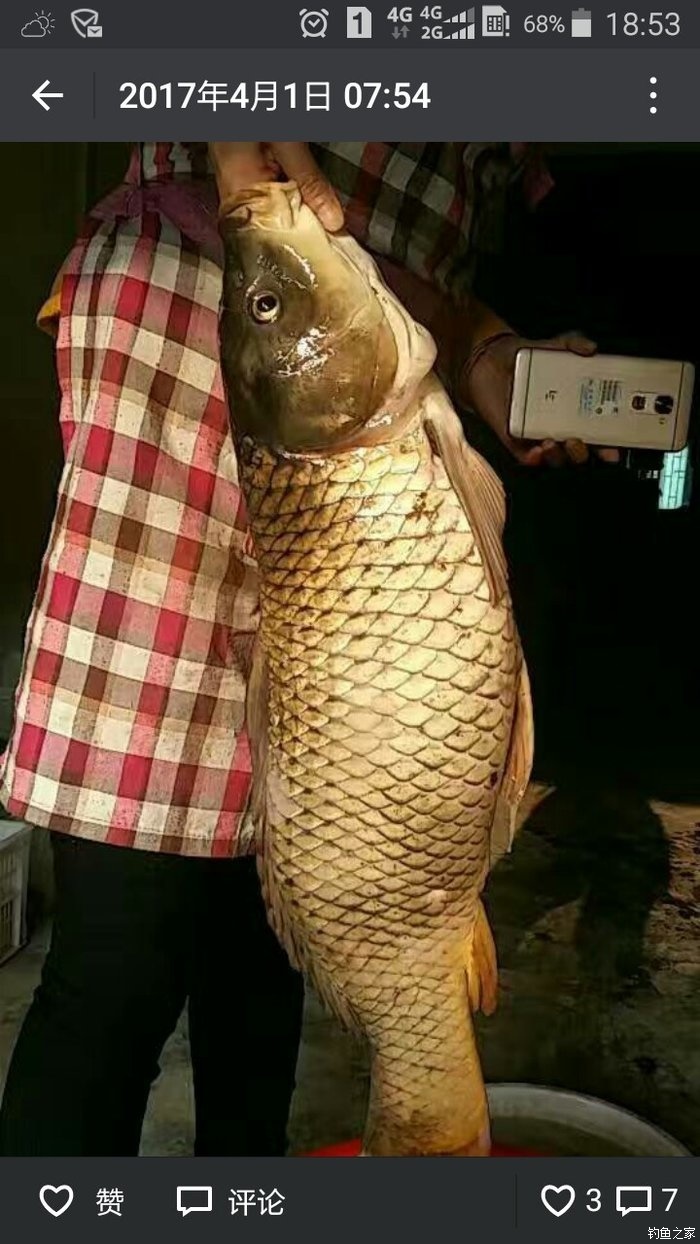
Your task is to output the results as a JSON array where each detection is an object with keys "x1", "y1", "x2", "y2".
[{"x1": 299, "y1": 8, "x2": 329, "y2": 37}]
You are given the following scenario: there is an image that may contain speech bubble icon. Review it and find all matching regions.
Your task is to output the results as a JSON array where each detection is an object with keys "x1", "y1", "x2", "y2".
[
  {"x1": 616, "y1": 1186, "x2": 652, "y2": 1217},
  {"x1": 177, "y1": 1186, "x2": 213, "y2": 1217}
]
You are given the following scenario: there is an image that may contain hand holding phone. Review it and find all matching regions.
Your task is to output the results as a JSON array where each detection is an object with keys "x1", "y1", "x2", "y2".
[
  {"x1": 462, "y1": 330, "x2": 620, "y2": 467},
  {"x1": 509, "y1": 348, "x2": 694, "y2": 453}
]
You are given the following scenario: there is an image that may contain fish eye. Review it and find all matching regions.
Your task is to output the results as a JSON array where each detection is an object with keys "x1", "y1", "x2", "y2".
[{"x1": 249, "y1": 290, "x2": 281, "y2": 324}]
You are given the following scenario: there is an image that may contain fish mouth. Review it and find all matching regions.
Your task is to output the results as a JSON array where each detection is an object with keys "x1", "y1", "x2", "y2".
[
  {"x1": 219, "y1": 181, "x2": 302, "y2": 232},
  {"x1": 225, "y1": 203, "x2": 253, "y2": 229}
]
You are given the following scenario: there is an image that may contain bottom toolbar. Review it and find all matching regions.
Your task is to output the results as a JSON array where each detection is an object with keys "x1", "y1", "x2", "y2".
[{"x1": 0, "y1": 1157, "x2": 695, "y2": 1242}]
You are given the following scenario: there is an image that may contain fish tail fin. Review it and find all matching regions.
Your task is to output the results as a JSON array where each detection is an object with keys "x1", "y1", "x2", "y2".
[{"x1": 465, "y1": 900, "x2": 499, "y2": 1017}]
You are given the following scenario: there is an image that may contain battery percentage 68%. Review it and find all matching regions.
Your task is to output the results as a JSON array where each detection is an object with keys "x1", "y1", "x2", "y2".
[{"x1": 524, "y1": 14, "x2": 566, "y2": 31}]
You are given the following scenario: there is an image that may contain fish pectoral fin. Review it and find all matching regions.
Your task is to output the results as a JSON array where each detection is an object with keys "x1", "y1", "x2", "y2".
[
  {"x1": 245, "y1": 635, "x2": 269, "y2": 850},
  {"x1": 246, "y1": 643, "x2": 302, "y2": 970},
  {"x1": 466, "y1": 900, "x2": 499, "y2": 1017},
  {"x1": 490, "y1": 656, "x2": 535, "y2": 865},
  {"x1": 422, "y1": 382, "x2": 508, "y2": 607}
]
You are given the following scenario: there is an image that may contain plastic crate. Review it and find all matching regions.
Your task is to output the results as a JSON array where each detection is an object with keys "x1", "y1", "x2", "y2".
[{"x1": 0, "y1": 821, "x2": 31, "y2": 965}]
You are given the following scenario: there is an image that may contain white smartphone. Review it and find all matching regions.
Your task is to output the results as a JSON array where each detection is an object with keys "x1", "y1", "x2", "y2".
[{"x1": 509, "y1": 348, "x2": 695, "y2": 452}]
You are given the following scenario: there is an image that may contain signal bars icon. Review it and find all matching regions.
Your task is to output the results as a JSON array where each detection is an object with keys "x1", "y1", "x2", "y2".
[{"x1": 446, "y1": 6, "x2": 476, "y2": 37}]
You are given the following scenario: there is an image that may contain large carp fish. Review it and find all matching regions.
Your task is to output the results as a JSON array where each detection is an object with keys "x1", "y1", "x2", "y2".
[{"x1": 218, "y1": 181, "x2": 534, "y2": 1158}]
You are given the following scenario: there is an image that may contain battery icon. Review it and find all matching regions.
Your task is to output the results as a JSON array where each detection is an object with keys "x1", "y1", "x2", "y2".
[{"x1": 571, "y1": 7, "x2": 592, "y2": 36}]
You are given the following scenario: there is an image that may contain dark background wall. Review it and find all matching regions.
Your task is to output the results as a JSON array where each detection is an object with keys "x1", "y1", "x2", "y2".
[{"x1": 474, "y1": 143, "x2": 700, "y2": 800}]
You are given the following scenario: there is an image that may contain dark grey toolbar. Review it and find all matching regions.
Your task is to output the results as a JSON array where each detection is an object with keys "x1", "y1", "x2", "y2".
[
  {"x1": 0, "y1": 1156, "x2": 697, "y2": 1243},
  {"x1": 0, "y1": 48, "x2": 698, "y2": 140}
]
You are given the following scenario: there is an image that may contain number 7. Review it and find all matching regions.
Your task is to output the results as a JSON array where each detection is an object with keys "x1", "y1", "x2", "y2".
[
  {"x1": 663, "y1": 1188, "x2": 678, "y2": 1212},
  {"x1": 178, "y1": 83, "x2": 196, "y2": 108}
]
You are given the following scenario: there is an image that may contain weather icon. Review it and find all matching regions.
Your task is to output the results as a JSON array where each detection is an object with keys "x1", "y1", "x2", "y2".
[{"x1": 21, "y1": 10, "x2": 55, "y2": 36}]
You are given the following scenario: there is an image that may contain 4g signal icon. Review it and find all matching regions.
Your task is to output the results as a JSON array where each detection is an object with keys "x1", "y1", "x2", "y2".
[
  {"x1": 443, "y1": 9, "x2": 476, "y2": 38},
  {"x1": 388, "y1": 5, "x2": 477, "y2": 38}
]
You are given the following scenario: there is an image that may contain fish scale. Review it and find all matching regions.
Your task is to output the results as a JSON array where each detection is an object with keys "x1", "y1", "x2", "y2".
[{"x1": 240, "y1": 421, "x2": 520, "y2": 1156}]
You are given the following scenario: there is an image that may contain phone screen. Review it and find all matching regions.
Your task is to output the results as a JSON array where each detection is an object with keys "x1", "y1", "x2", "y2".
[{"x1": 0, "y1": 3, "x2": 697, "y2": 1235}]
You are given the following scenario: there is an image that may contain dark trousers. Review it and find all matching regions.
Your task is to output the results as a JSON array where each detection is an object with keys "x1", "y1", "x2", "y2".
[{"x1": 0, "y1": 834, "x2": 303, "y2": 1157}]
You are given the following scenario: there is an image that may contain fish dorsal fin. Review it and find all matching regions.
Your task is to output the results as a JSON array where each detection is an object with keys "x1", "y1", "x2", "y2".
[{"x1": 421, "y1": 380, "x2": 509, "y2": 607}]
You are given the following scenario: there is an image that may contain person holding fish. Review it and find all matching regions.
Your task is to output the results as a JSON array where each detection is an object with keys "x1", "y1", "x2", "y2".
[{"x1": 0, "y1": 141, "x2": 612, "y2": 1158}]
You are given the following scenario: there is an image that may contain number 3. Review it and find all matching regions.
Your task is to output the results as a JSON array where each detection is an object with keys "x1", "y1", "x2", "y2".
[{"x1": 586, "y1": 1188, "x2": 602, "y2": 1212}]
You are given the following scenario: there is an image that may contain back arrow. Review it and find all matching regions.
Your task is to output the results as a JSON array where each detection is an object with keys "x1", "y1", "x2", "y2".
[{"x1": 33, "y1": 79, "x2": 64, "y2": 111}]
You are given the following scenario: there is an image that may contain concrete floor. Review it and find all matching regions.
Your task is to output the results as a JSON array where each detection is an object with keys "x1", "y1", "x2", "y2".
[{"x1": 1, "y1": 783, "x2": 698, "y2": 1156}]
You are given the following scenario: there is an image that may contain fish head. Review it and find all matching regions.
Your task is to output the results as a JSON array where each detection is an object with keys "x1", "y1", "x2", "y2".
[{"x1": 219, "y1": 181, "x2": 436, "y2": 454}]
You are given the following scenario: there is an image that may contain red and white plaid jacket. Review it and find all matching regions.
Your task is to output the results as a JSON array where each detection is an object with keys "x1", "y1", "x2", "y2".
[{"x1": 0, "y1": 142, "x2": 550, "y2": 858}]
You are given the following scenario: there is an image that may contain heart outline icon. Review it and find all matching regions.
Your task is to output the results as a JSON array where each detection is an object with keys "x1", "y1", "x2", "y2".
[
  {"x1": 39, "y1": 1185, "x2": 74, "y2": 1218},
  {"x1": 541, "y1": 1184, "x2": 576, "y2": 1217}
]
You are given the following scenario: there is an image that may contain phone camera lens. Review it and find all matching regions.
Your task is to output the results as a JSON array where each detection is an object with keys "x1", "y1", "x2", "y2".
[{"x1": 654, "y1": 395, "x2": 674, "y2": 415}]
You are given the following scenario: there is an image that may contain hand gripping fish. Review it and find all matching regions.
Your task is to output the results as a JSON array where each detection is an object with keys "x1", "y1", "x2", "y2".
[{"x1": 219, "y1": 182, "x2": 534, "y2": 1157}]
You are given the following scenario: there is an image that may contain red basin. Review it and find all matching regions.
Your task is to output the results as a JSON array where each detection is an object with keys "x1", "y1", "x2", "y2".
[{"x1": 306, "y1": 1138, "x2": 544, "y2": 1157}]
